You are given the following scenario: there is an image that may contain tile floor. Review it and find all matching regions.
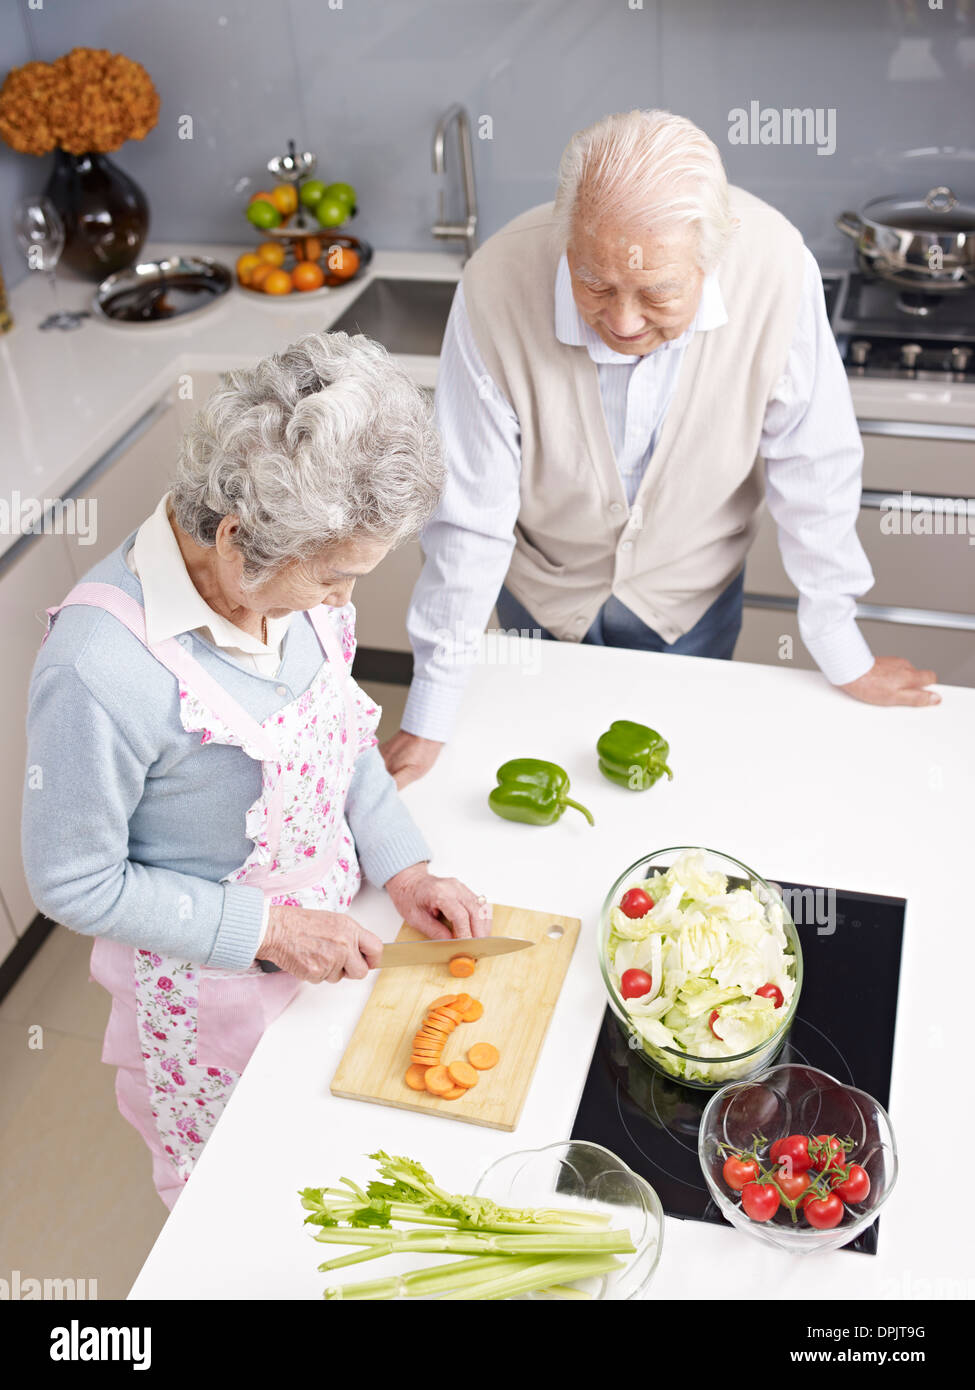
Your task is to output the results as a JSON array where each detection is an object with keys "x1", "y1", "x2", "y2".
[{"x1": 0, "y1": 680, "x2": 408, "y2": 1299}]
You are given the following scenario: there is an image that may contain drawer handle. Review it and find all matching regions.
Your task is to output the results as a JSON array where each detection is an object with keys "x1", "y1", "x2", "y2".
[{"x1": 744, "y1": 591, "x2": 975, "y2": 633}]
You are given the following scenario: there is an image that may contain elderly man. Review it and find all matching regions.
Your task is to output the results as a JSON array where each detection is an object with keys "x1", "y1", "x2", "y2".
[{"x1": 382, "y1": 108, "x2": 939, "y2": 787}]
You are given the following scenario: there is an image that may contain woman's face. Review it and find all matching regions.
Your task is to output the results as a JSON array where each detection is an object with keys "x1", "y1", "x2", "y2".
[{"x1": 215, "y1": 524, "x2": 391, "y2": 618}]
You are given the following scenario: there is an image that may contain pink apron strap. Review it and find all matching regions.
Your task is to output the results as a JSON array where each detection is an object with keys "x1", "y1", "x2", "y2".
[
  {"x1": 46, "y1": 582, "x2": 279, "y2": 761},
  {"x1": 244, "y1": 605, "x2": 359, "y2": 895}
]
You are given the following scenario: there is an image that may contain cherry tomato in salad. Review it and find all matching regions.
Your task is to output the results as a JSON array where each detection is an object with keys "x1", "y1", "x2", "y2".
[
  {"x1": 802, "y1": 1191, "x2": 845, "y2": 1229},
  {"x1": 722, "y1": 1155, "x2": 760, "y2": 1192},
  {"x1": 809, "y1": 1134, "x2": 846, "y2": 1174},
  {"x1": 708, "y1": 1009, "x2": 723, "y2": 1040},
  {"x1": 831, "y1": 1164, "x2": 871, "y2": 1204},
  {"x1": 620, "y1": 968, "x2": 653, "y2": 1000},
  {"x1": 619, "y1": 888, "x2": 654, "y2": 919},
  {"x1": 741, "y1": 1181, "x2": 781, "y2": 1223},
  {"x1": 769, "y1": 1133, "x2": 812, "y2": 1174},
  {"x1": 755, "y1": 982, "x2": 784, "y2": 1009},
  {"x1": 775, "y1": 1170, "x2": 812, "y2": 1202}
]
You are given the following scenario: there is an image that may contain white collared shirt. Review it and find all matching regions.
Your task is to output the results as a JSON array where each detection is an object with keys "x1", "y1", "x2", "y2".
[
  {"x1": 125, "y1": 492, "x2": 293, "y2": 675},
  {"x1": 401, "y1": 245, "x2": 875, "y2": 742}
]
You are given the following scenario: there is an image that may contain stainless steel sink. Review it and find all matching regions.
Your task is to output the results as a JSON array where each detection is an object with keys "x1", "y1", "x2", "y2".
[{"x1": 327, "y1": 278, "x2": 456, "y2": 355}]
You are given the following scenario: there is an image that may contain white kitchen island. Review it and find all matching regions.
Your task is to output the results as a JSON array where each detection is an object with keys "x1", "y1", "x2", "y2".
[{"x1": 128, "y1": 636, "x2": 974, "y2": 1300}]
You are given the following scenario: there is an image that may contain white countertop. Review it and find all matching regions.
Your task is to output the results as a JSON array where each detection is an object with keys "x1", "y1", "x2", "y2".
[
  {"x1": 0, "y1": 242, "x2": 464, "y2": 560},
  {"x1": 129, "y1": 637, "x2": 974, "y2": 1300}
]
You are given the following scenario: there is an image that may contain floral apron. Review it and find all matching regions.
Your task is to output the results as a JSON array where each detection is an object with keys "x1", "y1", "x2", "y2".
[{"x1": 43, "y1": 581, "x2": 380, "y2": 1208}]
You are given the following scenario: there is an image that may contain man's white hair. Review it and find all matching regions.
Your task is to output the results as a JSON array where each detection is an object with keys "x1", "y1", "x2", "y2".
[{"x1": 553, "y1": 109, "x2": 736, "y2": 273}]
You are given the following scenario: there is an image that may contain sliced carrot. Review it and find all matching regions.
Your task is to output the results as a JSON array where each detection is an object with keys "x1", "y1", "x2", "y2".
[
  {"x1": 447, "y1": 1060, "x2": 478, "y2": 1088},
  {"x1": 451, "y1": 993, "x2": 473, "y2": 1013},
  {"x1": 424, "y1": 1065, "x2": 452, "y2": 1095},
  {"x1": 411, "y1": 1050, "x2": 441, "y2": 1061},
  {"x1": 405, "y1": 1064, "x2": 431, "y2": 1090},
  {"x1": 438, "y1": 1007, "x2": 465, "y2": 1024},
  {"x1": 441, "y1": 1086, "x2": 467, "y2": 1100},
  {"x1": 428, "y1": 994, "x2": 458, "y2": 1010},
  {"x1": 449, "y1": 956, "x2": 476, "y2": 978},
  {"x1": 428, "y1": 1013, "x2": 457, "y2": 1031},
  {"x1": 468, "y1": 1043, "x2": 499, "y2": 1070},
  {"x1": 460, "y1": 1000, "x2": 483, "y2": 1022}
]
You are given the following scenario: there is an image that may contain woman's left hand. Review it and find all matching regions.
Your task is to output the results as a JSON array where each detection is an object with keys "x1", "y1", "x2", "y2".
[{"x1": 384, "y1": 862, "x2": 492, "y2": 940}]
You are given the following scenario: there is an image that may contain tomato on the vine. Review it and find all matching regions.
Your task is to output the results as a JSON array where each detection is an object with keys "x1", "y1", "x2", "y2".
[
  {"x1": 741, "y1": 1181, "x2": 781, "y2": 1223},
  {"x1": 775, "y1": 1171, "x2": 812, "y2": 1203},
  {"x1": 831, "y1": 1164, "x2": 870, "y2": 1204},
  {"x1": 722, "y1": 1155, "x2": 760, "y2": 1192},
  {"x1": 809, "y1": 1134, "x2": 846, "y2": 1174},
  {"x1": 802, "y1": 1191, "x2": 845, "y2": 1229},
  {"x1": 619, "y1": 888, "x2": 654, "y2": 919},
  {"x1": 769, "y1": 1133, "x2": 812, "y2": 1174}
]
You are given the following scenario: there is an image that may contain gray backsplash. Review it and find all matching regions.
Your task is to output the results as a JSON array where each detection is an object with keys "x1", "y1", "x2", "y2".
[{"x1": 2, "y1": 0, "x2": 973, "y2": 293}]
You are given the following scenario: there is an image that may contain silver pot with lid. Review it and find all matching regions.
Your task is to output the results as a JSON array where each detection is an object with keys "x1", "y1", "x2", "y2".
[{"x1": 836, "y1": 187, "x2": 975, "y2": 293}]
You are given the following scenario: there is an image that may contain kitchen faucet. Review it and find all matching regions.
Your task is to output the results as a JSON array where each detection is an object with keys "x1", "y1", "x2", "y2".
[{"x1": 432, "y1": 103, "x2": 478, "y2": 262}]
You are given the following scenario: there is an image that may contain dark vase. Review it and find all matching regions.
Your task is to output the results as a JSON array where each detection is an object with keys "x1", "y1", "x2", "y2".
[{"x1": 43, "y1": 149, "x2": 149, "y2": 281}]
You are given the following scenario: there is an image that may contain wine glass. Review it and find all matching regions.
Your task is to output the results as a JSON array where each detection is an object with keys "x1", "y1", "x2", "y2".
[{"x1": 14, "y1": 195, "x2": 88, "y2": 330}]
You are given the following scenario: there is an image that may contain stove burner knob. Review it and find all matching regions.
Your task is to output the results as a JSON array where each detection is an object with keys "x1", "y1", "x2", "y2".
[
  {"x1": 900, "y1": 342, "x2": 923, "y2": 371},
  {"x1": 849, "y1": 339, "x2": 871, "y2": 366},
  {"x1": 950, "y1": 346, "x2": 972, "y2": 374}
]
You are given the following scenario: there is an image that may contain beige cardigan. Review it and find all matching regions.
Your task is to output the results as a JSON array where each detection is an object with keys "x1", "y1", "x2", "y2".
[{"x1": 461, "y1": 188, "x2": 805, "y2": 641}]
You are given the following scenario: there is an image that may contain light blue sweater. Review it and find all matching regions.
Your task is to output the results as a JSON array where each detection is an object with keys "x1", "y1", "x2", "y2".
[{"x1": 21, "y1": 533, "x2": 430, "y2": 969}]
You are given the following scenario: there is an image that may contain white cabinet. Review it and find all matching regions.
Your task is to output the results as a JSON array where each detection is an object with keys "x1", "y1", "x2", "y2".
[{"x1": 0, "y1": 393, "x2": 180, "y2": 963}]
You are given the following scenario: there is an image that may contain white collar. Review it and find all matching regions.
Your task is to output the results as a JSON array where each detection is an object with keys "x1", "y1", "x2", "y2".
[
  {"x1": 554, "y1": 251, "x2": 727, "y2": 362},
  {"x1": 127, "y1": 493, "x2": 292, "y2": 653}
]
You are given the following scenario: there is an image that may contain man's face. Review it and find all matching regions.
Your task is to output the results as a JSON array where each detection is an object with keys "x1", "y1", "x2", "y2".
[{"x1": 567, "y1": 218, "x2": 705, "y2": 356}]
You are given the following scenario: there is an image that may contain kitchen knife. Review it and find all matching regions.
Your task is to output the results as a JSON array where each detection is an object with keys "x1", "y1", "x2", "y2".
[{"x1": 378, "y1": 936, "x2": 533, "y2": 969}]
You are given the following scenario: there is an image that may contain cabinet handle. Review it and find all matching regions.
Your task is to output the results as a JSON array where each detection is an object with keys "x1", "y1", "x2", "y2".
[
  {"x1": 743, "y1": 590, "x2": 975, "y2": 633},
  {"x1": 860, "y1": 488, "x2": 975, "y2": 511},
  {"x1": 858, "y1": 417, "x2": 975, "y2": 444}
]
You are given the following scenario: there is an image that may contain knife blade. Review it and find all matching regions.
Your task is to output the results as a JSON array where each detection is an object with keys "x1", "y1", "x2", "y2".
[{"x1": 378, "y1": 937, "x2": 534, "y2": 969}]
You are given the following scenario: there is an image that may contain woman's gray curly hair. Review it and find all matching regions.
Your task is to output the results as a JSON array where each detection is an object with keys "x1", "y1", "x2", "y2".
[{"x1": 170, "y1": 331, "x2": 445, "y2": 590}]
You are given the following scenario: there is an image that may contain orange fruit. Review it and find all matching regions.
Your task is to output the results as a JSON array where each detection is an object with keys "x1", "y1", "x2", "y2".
[
  {"x1": 236, "y1": 252, "x2": 262, "y2": 285},
  {"x1": 295, "y1": 236, "x2": 323, "y2": 262},
  {"x1": 269, "y1": 185, "x2": 298, "y2": 216},
  {"x1": 292, "y1": 260, "x2": 325, "y2": 292},
  {"x1": 262, "y1": 268, "x2": 293, "y2": 295},
  {"x1": 326, "y1": 245, "x2": 359, "y2": 279},
  {"x1": 249, "y1": 262, "x2": 276, "y2": 289},
  {"x1": 256, "y1": 241, "x2": 286, "y2": 266},
  {"x1": 249, "y1": 189, "x2": 275, "y2": 204}
]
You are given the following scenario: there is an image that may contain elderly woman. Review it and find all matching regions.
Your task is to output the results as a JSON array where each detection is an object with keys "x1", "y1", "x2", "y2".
[{"x1": 22, "y1": 331, "x2": 488, "y2": 1209}]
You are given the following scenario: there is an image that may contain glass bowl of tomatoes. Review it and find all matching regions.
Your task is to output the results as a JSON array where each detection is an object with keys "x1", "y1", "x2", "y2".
[
  {"x1": 698, "y1": 1063, "x2": 898, "y2": 1253},
  {"x1": 598, "y1": 847, "x2": 802, "y2": 1090}
]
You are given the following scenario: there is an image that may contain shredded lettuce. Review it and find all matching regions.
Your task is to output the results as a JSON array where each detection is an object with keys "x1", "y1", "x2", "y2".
[{"x1": 608, "y1": 849, "x2": 797, "y2": 1084}]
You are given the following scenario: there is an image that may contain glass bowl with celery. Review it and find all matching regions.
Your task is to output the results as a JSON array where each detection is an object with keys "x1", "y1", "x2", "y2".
[
  {"x1": 301, "y1": 1145, "x2": 663, "y2": 1300},
  {"x1": 599, "y1": 847, "x2": 802, "y2": 1091}
]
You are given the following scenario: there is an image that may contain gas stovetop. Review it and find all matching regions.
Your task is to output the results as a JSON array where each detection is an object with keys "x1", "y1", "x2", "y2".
[
  {"x1": 824, "y1": 270, "x2": 975, "y2": 381},
  {"x1": 570, "y1": 878, "x2": 905, "y2": 1255}
]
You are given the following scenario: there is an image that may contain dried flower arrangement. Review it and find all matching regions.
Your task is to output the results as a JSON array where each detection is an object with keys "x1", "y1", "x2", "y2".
[{"x1": 0, "y1": 46, "x2": 159, "y2": 157}]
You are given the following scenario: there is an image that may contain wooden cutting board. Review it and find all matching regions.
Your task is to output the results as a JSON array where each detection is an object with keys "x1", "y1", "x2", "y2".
[{"x1": 330, "y1": 903, "x2": 580, "y2": 1130}]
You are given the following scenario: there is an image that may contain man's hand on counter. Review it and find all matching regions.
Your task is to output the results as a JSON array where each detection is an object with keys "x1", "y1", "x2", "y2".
[
  {"x1": 385, "y1": 861, "x2": 492, "y2": 940},
  {"x1": 839, "y1": 656, "x2": 941, "y2": 707},
  {"x1": 262, "y1": 906, "x2": 384, "y2": 983},
  {"x1": 380, "y1": 730, "x2": 444, "y2": 787}
]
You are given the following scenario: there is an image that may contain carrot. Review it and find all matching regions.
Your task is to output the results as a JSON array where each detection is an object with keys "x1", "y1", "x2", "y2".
[
  {"x1": 447, "y1": 1060, "x2": 478, "y2": 1089},
  {"x1": 449, "y1": 956, "x2": 476, "y2": 978},
  {"x1": 405, "y1": 1064, "x2": 431, "y2": 1090},
  {"x1": 428, "y1": 1012, "x2": 457, "y2": 1031},
  {"x1": 460, "y1": 1000, "x2": 483, "y2": 1022},
  {"x1": 451, "y1": 993, "x2": 473, "y2": 1013},
  {"x1": 438, "y1": 1007, "x2": 464, "y2": 1024},
  {"x1": 441, "y1": 1086, "x2": 467, "y2": 1100},
  {"x1": 411, "y1": 1049, "x2": 441, "y2": 1061},
  {"x1": 468, "y1": 1043, "x2": 499, "y2": 1070},
  {"x1": 424, "y1": 1065, "x2": 453, "y2": 1095},
  {"x1": 428, "y1": 994, "x2": 458, "y2": 1010}
]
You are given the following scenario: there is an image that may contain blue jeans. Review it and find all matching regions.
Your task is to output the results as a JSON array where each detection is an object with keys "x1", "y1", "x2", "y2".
[{"x1": 494, "y1": 570, "x2": 745, "y2": 660}]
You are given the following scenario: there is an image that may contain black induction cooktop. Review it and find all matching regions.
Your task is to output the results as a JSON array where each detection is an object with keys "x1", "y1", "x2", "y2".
[{"x1": 570, "y1": 880, "x2": 905, "y2": 1255}]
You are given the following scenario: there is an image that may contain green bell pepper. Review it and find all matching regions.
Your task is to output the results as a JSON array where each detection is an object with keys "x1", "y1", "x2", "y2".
[
  {"x1": 596, "y1": 720, "x2": 673, "y2": 791},
  {"x1": 488, "y1": 758, "x2": 595, "y2": 827}
]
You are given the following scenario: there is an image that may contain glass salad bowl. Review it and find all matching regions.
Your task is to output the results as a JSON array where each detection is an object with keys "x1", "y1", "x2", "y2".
[
  {"x1": 473, "y1": 1141, "x2": 664, "y2": 1300},
  {"x1": 698, "y1": 1064, "x2": 898, "y2": 1253},
  {"x1": 598, "y1": 847, "x2": 802, "y2": 1090}
]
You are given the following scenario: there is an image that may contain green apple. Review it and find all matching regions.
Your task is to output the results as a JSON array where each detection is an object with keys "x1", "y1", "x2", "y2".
[
  {"x1": 299, "y1": 179, "x2": 327, "y2": 208},
  {"x1": 315, "y1": 196, "x2": 349, "y2": 228},
  {"x1": 323, "y1": 181, "x2": 356, "y2": 209},
  {"x1": 246, "y1": 199, "x2": 282, "y2": 229}
]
